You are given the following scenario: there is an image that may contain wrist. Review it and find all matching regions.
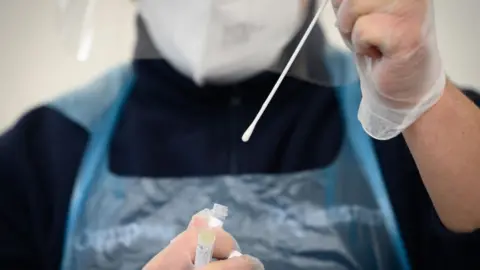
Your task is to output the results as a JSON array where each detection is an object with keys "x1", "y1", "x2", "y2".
[
  {"x1": 360, "y1": 74, "x2": 448, "y2": 140},
  {"x1": 404, "y1": 80, "x2": 458, "y2": 135}
]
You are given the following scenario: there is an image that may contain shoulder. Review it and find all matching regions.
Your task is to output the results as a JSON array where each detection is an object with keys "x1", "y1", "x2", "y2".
[
  {"x1": 0, "y1": 63, "x2": 134, "y2": 182},
  {"x1": 49, "y1": 63, "x2": 134, "y2": 131},
  {"x1": 0, "y1": 105, "x2": 88, "y2": 182},
  {"x1": 0, "y1": 63, "x2": 133, "y2": 269}
]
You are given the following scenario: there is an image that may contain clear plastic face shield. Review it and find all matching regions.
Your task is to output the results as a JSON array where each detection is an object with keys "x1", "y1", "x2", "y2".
[
  {"x1": 56, "y1": 0, "x2": 357, "y2": 84},
  {"x1": 56, "y1": 0, "x2": 359, "y2": 139}
]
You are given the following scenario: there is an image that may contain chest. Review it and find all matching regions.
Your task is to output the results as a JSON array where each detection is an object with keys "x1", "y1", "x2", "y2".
[{"x1": 110, "y1": 85, "x2": 344, "y2": 177}]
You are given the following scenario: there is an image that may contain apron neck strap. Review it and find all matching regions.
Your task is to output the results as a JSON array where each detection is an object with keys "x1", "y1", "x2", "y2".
[
  {"x1": 60, "y1": 68, "x2": 136, "y2": 270},
  {"x1": 336, "y1": 84, "x2": 410, "y2": 270}
]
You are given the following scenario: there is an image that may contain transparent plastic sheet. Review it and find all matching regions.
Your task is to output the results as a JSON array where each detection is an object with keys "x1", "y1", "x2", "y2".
[
  {"x1": 56, "y1": 0, "x2": 97, "y2": 62},
  {"x1": 55, "y1": 0, "x2": 358, "y2": 87},
  {"x1": 53, "y1": 66, "x2": 409, "y2": 270},
  {"x1": 55, "y1": 0, "x2": 136, "y2": 62}
]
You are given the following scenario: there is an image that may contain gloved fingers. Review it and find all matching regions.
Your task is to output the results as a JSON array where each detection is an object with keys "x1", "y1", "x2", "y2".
[
  {"x1": 351, "y1": 13, "x2": 393, "y2": 58},
  {"x1": 176, "y1": 215, "x2": 239, "y2": 259},
  {"x1": 203, "y1": 228, "x2": 238, "y2": 260},
  {"x1": 335, "y1": 0, "x2": 433, "y2": 56},
  {"x1": 337, "y1": 0, "x2": 445, "y2": 140},
  {"x1": 200, "y1": 255, "x2": 264, "y2": 270},
  {"x1": 166, "y1": 208, "x2": 210, "y2": 244},
  {"x1": 187, "y1": 209, "x2": 211, "y2": 229},
  {"x1": 144, "y1": 212, "x2": 239, "y2": 269},
  {"x1": 333, "y1": 0, "x2": 397, "y2": 35},
  {"x1": 187, "y1": 209, "x2": 242, "y2": 253}
]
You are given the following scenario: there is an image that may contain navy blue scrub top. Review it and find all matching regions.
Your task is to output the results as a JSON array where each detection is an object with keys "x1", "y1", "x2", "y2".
[{"x1": 1, "y1": 60, "x2": 480, "y2": 269}]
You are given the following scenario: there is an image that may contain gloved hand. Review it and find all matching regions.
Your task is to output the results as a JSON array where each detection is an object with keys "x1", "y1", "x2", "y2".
[
  {"x1": 143, "y1": 212, "x2": 264, "y2": 270},
  {"x1": 333, "y1": 0, "x2": 446, "y2": 140}
]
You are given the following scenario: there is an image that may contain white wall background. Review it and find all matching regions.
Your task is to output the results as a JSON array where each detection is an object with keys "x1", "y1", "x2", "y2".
[{"x1": 0, "y1": 0, "x2": 479, "y2": 131}]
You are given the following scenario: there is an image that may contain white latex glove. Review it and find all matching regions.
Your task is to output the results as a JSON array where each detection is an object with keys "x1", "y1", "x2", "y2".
[
  {"x1": 333, "y1": 0, "x2": 447, "y2": 140},
  {"x1": 143, "y1": 212, "x2": 263, "y2": 270}
]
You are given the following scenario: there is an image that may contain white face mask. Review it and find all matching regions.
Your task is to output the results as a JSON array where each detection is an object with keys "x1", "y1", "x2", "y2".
[{"x1": 139, "y1": 0, "x2": 305, "y2": 85}]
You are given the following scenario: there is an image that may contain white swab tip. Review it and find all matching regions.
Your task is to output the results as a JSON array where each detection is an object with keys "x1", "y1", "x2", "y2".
[{"x1": 242, "y1": 125, "x2": 255, "y2": 142}]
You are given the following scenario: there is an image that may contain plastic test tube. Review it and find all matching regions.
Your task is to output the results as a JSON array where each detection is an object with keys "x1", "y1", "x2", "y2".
[{"x1": 194, "y1": 204, "x2": 229, "y2": 269}]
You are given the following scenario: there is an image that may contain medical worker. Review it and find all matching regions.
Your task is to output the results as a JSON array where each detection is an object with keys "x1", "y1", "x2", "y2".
[{"x1": 1, "y1": 0, "x2": 480, "y2": 269}]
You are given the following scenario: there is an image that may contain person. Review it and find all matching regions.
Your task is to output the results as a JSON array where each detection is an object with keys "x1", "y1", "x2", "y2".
[{"x1": 1, "y1": 0, "x2": 479, "y2": 269}]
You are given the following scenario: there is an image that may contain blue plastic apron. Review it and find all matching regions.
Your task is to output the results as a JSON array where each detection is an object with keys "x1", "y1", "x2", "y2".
[{"x1": 58, "y1": 66, "x2": 410, "y2": 270}]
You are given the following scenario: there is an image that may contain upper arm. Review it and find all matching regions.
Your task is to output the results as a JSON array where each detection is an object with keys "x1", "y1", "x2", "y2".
[
  {"x1": 0, "y1": 107, "x2": 88, "y2": 269},
  {"x1": 0, "y1": 112, "x2": 42, "y2": 268}
]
